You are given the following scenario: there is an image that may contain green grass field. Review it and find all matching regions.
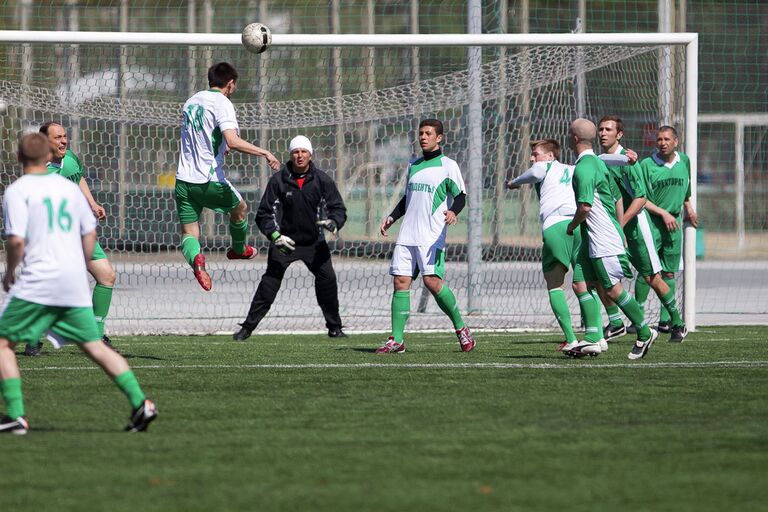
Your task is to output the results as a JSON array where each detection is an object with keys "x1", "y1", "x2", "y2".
[{"x1": 4, "y1": 327, "x2": 768, "y2": 512}]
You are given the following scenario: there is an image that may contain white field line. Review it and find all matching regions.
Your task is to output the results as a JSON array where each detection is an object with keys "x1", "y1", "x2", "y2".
[{"x1": 21, "y1": 360, "x2": 768, "y2": 372}]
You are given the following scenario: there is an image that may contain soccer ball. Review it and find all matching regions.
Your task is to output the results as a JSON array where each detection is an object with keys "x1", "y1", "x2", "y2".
[{"x1": 241, "y1": 23, "x2": 272, "y2": 54}]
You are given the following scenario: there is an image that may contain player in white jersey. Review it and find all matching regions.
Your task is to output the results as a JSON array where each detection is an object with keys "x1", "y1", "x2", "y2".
[
  {"x1": 507, "y1": 139, "x2": 628, "y2": 353},
  {"x1": 176, "y1": 62, "x2": 281, "y2": 291},
  {"x1": 377, "y1": 119, "x2": 475, "y2": 353},
  {"x1": 565, "y1": 119, "x2": 658, "y2": 360},
  {"x1": 0, "y1": 133, "x2": 157, "y2": 434}
]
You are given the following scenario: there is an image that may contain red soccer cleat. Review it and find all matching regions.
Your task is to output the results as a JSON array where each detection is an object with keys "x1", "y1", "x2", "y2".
[
  {"x1": 226, "y1": 244, "x2": 257, "y2": 260},
  {"x1": 375, "y1": 337, "x2": 405, "y2": 354},
  {"x1": 193, "y1": 253, "x2": 212, "y2": 291},
  {"x1": 456, "y1": 326, "x2": 476, "y2": 352}
]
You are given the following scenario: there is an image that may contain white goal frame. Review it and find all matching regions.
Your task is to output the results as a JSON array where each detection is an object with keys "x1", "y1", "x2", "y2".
[{"x1": 0, "y1": 30, "x2": 699, "y2": 330}]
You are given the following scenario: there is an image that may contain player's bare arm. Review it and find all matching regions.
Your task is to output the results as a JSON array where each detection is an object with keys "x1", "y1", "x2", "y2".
[
  {"x1": 222, "y1": 129, "x2": 280, "y2": 170},
  {"x1": 2, "y1": 235, "x2": 24, "y2": 292},
  {"x1": 567, "y1": 203, "x2": 591, "y2": 235},
  {"x1": 644, "y1": 199, "x2": 679, "y2": 231},
  {"x1": 621, "y1": 196, "x2": 648, "y2": 228},
  {"x1": 684, "y1": 200, "x2": 699, "y2": 228},
  {"x1": 78, "y1": 176, "x2": 106, "y2": 220}
]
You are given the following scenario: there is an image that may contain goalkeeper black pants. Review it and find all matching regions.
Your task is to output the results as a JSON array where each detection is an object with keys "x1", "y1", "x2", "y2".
[{"x1": 242, "y1": 241, "x2": 343, "y2": 330}]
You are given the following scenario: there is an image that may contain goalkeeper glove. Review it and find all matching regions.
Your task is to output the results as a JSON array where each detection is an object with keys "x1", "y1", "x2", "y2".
[
  {"x1": 316, "y1": 219, "x2": 338, "y2": 235},
  {"x1": 271, "y1": 232, "x2": 296, "y2": 254}
]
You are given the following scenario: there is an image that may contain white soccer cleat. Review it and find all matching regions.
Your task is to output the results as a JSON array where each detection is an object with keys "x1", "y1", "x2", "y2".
[
  {"x1": 557, "y1": 341, "x2": 579, "y2": 352},
  {"x1": 598, "y1": 339, "x2": 608, "y2": 352},
  {"x1": 565, "y1": 340, "x2": 603, "y2": 358}
]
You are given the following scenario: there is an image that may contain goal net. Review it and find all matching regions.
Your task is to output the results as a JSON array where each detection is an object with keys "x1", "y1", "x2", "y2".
[{"x1": 0, "y1": 34, "x2": 692, "y2": 334}]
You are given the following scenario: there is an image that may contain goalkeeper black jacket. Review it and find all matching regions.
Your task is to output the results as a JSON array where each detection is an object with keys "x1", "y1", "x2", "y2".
[{"x1": 256, "y1": 160, "x2": 347, "y2": 247}]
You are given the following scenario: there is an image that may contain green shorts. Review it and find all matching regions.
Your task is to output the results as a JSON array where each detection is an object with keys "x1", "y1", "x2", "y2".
[
  {"x1": 91, "y1": 239, "x2": 107, "y2": 261},
  {"x1": 175, "y1": 179, "x2": 243, "y2": 225},
  {"x1": 625, "y1": 211, "x2": 662, "y2": 278},
  {"x1": 576, "y1": 241, "x2": 632, "y2": 289},
  {"x1": 542, "y1": 220, "x2": 582, "y2": 281},
  {"x1": 650, "y1": 215, "x2": 683, "y2": 274},
  {"x1": 0, "y1": 297, "x2": 100, "y2": 346}
]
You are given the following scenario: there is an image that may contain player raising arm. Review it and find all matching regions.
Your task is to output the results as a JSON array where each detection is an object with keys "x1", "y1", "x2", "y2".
[
  {"x1": 175, "y1": 62, "x2": 281, "y2": 291},
  {"x1": 378, "y1": 119, "x2": 475, "y2": 353},
  {"x1": 0, "y1": 133, "x2": 156, "y2": 435}
]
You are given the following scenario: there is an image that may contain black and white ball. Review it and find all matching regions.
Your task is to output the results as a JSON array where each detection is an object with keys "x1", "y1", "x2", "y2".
[{"x1": 242, "y1": 23, "x2": 272, "y2": 54}]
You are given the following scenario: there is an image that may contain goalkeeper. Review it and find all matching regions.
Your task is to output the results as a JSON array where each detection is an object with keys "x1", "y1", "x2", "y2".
[{"x1": 233, "y1": 136, "x2": 348, "y2": 340}]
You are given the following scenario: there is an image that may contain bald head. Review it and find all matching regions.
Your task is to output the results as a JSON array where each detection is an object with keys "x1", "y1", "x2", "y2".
[
  {"x1": 18, "y1": 132, "x2": 52, "y2": 169},
  {"x1": 570, "y1": 118, "x2": 597, "y2": 143}
]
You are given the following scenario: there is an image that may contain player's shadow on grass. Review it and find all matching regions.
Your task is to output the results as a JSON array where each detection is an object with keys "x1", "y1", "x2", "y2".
[
  {"x1": 501, "y1": 354, "x2": 559, "y2": 360},
  {"x1": 349, "y1": 347, "x2": 379, "y2": 353},
  {"x1": 122, "y1": 354, "x2": 168, "y2": 361}
]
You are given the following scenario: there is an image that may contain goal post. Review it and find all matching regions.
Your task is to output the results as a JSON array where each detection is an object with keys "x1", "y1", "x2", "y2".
[{"x1": 0, "y1": 30, "x2": 698, "y2": 334}]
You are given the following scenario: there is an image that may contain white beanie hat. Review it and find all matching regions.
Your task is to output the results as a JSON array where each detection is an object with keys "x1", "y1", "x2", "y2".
[{"x1": 288, "y1": 135, "x2": 313, "y2": 155}]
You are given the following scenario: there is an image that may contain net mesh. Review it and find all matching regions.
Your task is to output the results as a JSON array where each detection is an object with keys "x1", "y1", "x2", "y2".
[{"x1": 0, "y1": 40, "x2": 688, "y2": 334}]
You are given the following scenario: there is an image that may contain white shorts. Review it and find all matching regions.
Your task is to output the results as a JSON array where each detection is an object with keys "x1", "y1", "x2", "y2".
[{"x1": 389, "y1": 244, "x2": 446, "y2": 279}]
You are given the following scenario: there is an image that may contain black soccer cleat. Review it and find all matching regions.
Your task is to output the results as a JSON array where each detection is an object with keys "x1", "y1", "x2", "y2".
[
  {"x1": 0, "y1": 415, "x2": 29, "y2": 435},
  {"x1": 628, "y1": 329, "x2": 659, "y2": 360},
  {"x1": 24, "y1": 342, "x2": 43, "y2": 357},
  {"x1": 656, "y1": 321, "x2": 672, "y2": 334},
  {"x1": 669, "y1": 325, "x2": 688, "y2": 343},
  {"x1": 603, "y1": 323, "x2": 627, "y2": 341},
  {"x1": 233, "y1": 324, "x2": 254, "y2": 341},
  {"x1": 102, "y1": 335, "x2": 120, "y2": 353},
  {"x1": 327, "y1": 327, "x2": 347, "y2": 338},
  {"x1": 125, "y1": 399, "x2": 158, "y2": 432}
]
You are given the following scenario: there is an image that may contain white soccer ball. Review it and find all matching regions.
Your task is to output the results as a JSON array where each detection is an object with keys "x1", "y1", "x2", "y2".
[{"x1": 242, "y1": 23, "x2": 272, "y2": 54}]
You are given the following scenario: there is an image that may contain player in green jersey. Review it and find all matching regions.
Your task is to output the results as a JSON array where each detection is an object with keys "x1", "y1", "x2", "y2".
[
  {"x1": 24, "y1": 122, "x2": 119, "y2": 355},
  {"x1": 566, "y1": 119, "x2": 658, "y2": 360},
  {"x1": 641, "y1": 126, "x2": 699, "y2": 340},
  {"x1": 595, "y1": 116, "x2": 687, "y2": 342}
]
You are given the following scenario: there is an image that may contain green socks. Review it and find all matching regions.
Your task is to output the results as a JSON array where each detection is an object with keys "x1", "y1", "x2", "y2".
[
  {"x1": 660, "y1": 277, "x2": 676, "y2": 323},
  {"x1": 391, "y1": 290, "x2": 410, "y2": 343},
  {"x1": 634, "y1": 278, "x2": 651, "y2": 311},
  {"x1": 660, "y1": 279, "x2": 683, "y2": 326},
  {"x1": 434, "y1": 286, "x2": 465, "y2": 330},
  {"x1": 1, "y1": 377, "x2": 25, "y2": 420},
  {"x1": 92, "y1": 284, "x2": 113, "y2": 338},
  {"x1": 616, "y1": 290, "x2": 652, "y2": 340},
  {"x1": 605, "y1": 304, "x2": 623, "y2": 328},
  {"x1": 114, "y1": 371, "x2": 146, "y2": 410},
  {"x1": 577, "y1": 291, "x2": 603, "y2": 343},
  {"x1": 549, "y1": 288, "x2": 576, "y2": 343},
  {"x1": 181, "y1": 235, "x2": 201, "y2": 267},
  {"x1": 229, "y1": 220, "x2": 249, "y2": 255}
]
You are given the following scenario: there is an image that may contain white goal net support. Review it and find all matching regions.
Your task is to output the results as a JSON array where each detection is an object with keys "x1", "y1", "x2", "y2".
[{"x1": 0, "y1": 31, "x2": 698, "y2": 335}]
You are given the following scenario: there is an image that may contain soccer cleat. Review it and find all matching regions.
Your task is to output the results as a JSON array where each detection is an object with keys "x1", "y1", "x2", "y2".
[
  {"x1": 456, "y1": 326, "x2": 476, "y2": 352},
  {"x1": 375, "y1": 337, "x2": 405, "y2": 354},
  {"x1": 226, "y1": 244, "x2": 257, "y2": 260},
  {"x1": 327, "y1": 327, "x2": 347, "y2": 338},
  {"x1": 557, "y1": 341, "x2": 579, "y2": 352},
  {"x1": 603, "y1": 323, "x2": 627, "y2": 341},
  {"x1": 656, "y1": 321, "x2": 671, "y2": 334},
  {"x1": 125, "y1": 399, "x2": 158, "y2": 432},
  {"x1": 193, "y1": 253, "x2": 212, "y2": 291},
  {"x1": 233, "y1": 324, "x2": 254, "y2": 341},
  {"x1": 0, "y1": 415, "x2": 29, "y2": 435},
  {"x1": 628, "y1": 328, "x2": 658, "y2": 360},
  {"x1": 102, "y1": 335, "x2": 120, "y2": 353},
  {"x1": 598, "y1": 338, "x2": 609, "y2": 352},
  {"x1": 670, "y1": 325, "x2": 688, "y2": 343},
  {"x1": 24, "y1": 342, "x2": 43, "y2": 357},
  {"x1": 565, "y1": 340, "x2": 602, "y2": 358}
]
